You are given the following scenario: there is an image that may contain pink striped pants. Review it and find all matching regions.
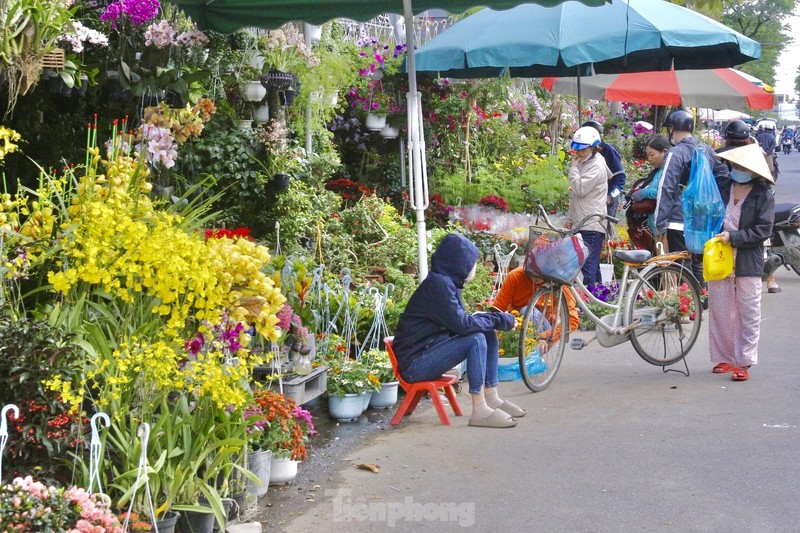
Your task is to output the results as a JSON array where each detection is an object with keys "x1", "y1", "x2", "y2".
[{"x1": 708, "y1": 275, "x2": 762, "y2": 367}]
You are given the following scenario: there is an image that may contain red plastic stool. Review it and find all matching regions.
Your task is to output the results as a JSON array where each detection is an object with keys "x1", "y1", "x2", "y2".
[{"x1": 383, "y1": 336, "x2": 463, "y2": 426}]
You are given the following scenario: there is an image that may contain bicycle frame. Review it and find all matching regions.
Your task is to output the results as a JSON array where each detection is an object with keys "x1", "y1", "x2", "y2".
[{"x1": 548, "y1": 252, "x2": 695, "y2": 348}]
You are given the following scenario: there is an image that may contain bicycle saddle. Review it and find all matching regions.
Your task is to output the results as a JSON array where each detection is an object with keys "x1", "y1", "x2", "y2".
[{"x1": 613, "y1": 249, "x2": 652, "y2": 264}]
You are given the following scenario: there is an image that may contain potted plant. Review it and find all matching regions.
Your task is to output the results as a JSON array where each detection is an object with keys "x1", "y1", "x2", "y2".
[
  {"x1": 257, "y1": 23, "x2": 318, "y2": 90},
  {"x1": 0, "y1": 477, "x2": 123, "y2": 531},
  {"x1": 364, "y1": 348, "x2": 400, "y2": 409},
  {"x1": 324, "y1": 356, "x2": 381, "y2": 421},
  {"x1": 251, "y1": 388, "x2": 316, "y2": 485}
]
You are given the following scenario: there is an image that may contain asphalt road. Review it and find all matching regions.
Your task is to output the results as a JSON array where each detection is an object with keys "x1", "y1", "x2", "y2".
[{"x1": 266, "y1": 150, "x2": 800, "y2": 533}]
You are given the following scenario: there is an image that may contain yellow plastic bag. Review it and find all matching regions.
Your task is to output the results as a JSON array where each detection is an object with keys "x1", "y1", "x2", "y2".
[{"x1": 703, "y1": 236, "x2": 734, "y2": 281}]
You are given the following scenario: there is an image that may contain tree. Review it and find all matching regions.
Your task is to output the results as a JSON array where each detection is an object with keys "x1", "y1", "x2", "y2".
[{"x1": 721, "y1": 0, "x2": 795, "y2": 85}]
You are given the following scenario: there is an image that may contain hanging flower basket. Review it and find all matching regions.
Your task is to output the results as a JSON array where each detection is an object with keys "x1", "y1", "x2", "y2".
[
  {"x1": 279, "y1": 88, "x2": 298, "y2": 106},
  {"x1": 365, "y1": 113, "x2": 387, "y2": 131},
  {"x1": 380, "y1": 125, "x2": 400, "y2": 139},
  {"x1": 260, "y1": 69, "x2": 294, "y2": 91},
  {"x1": 243, "y1": 80, "x2": 267, "y2": 102}
]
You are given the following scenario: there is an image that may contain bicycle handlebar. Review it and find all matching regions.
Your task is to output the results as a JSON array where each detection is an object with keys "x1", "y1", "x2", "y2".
[{"x1": 535, "y1": 204, "x2": 617, "y2": 235}]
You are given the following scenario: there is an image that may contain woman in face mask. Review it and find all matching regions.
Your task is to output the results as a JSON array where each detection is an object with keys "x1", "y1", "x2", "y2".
[
  {"x1": 565, "y1": 126, "x2": 610, "y2": 286},
  {"x1": 709, "y1": 144, "x2": 775, "y2": 382}
]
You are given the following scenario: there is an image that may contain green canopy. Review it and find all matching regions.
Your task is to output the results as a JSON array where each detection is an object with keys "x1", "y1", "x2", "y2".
[
  {"x1": 170, "y1": 0, "x2": 606, "y2": 34},
  {"x1": 167, "y1": 0, "x2": 607, "y2": 280}
]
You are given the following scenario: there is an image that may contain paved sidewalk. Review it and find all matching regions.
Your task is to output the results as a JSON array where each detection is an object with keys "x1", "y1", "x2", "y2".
[{"x1": 276, "y1": 271, "x2": 800, "y2": 532}]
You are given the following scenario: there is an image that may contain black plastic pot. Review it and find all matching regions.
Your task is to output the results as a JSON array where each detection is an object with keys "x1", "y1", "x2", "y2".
[
  {"x1": 279, "y1": 88, "x2": 298, "y2": 106},
  {"x1": 177, "y1": 509, "x2": 214, "y2": 533},
  {"x1": 273, "y1": 173, "x2": 290, "y2": 191},
  {"x1": 260, "y1": 69, "x2": 294, "y2": 91}
]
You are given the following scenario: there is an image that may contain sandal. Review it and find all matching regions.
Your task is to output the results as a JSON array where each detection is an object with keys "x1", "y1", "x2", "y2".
[
  {"x1": 497, "y1": 400, "x2": 527, "y2": 418},
  {"x1": 712, "y1": 362, "x2": 735, "y2": 374},
  {"x1": 768, "y1": 286, "x2": 782, "y2": 293},
  {"x1": 731, "y1": 367, "x2": 750, "y2": 381},
  {"x1": 468, "y1": 409, "x2": 518, "y2": 428}
]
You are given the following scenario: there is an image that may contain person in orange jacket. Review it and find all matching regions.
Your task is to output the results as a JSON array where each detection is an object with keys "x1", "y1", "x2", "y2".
[{"x1": 490, "y1": 266, "x2": 580, "y2": 354}]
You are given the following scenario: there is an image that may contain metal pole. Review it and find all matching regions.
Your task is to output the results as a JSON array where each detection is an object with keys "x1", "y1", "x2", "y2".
[
  {"x1": 403, "y1": 0, "x2": 430, "y2": 280},
  {"x1": 304, "y1": 23, "x2": 314, "y2": 154}
]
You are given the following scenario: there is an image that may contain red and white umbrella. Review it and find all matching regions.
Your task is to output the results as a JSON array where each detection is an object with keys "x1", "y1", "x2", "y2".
[{"x1": 542, "y1": 68, "x2": 774, "y2": 110}]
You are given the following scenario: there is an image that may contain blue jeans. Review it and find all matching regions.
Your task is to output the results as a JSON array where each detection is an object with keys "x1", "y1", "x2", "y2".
[
  {"x1": 401, "y1": 332, "x2": 499, "y2": 395},
  {"x1": 579, "y1": 230, "x2": 605, "y2": 286}
]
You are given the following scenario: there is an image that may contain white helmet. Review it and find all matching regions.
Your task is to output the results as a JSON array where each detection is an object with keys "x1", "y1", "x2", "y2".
[{"x1": 571, "y1": 126, "x2": 601, "y2": 150}]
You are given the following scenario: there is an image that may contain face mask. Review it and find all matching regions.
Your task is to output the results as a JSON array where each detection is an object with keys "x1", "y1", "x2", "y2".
[
  {"x1": 730, "y1": 169, "x2": 753, "y2": 183},
  {"x1": 465, "y1": 263, "x2": 477, "y2": 283}
]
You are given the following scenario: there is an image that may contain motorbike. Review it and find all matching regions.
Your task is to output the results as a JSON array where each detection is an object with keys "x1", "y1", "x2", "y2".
[
  {"x1": 782, "y1": 137, "x2": 792, "y2": 154},
  {"x1": 764, "y1": 202, "x2": 800, "y2": 278}
]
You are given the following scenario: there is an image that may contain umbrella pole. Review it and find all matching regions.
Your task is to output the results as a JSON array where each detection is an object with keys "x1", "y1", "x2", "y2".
[
  {"x1": 576, "y1": 66, "x2": 582, "y2": 119},
  {"x1": 403, "y1": 0, "x2": 430, "y2": 280}
]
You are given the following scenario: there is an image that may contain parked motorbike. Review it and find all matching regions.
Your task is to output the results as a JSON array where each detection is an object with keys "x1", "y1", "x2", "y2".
[
  {"x1": 782, "y1": 137, "x2": 792, "y2": 154},
  {"x1": 764, "y1": 202, "x2": 800, "y2": 278}
]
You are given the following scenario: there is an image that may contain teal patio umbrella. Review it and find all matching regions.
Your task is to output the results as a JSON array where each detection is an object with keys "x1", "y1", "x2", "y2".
[
  {"x1": 414, "y1": 0, "x2": 761, "y2": 113},
  {"x1": 415, "y1": 0, "x2": 760, "y2": 77},
  {"x1": 170, "y1": 0, "x2": 608, "y2": 279}
]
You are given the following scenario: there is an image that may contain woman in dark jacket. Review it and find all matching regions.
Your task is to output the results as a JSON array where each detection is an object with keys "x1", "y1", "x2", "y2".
[
  {"x1": 394, "y1": 233, "x2": 524, "y2": 428},
  {"x1": 710, "y1": 144, "x2": 775, "y2": 382}
]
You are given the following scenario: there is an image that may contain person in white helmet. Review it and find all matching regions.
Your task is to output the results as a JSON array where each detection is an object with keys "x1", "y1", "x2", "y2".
[{"x1": 565, "y1": 126, "x2": 610, "y2": 286}]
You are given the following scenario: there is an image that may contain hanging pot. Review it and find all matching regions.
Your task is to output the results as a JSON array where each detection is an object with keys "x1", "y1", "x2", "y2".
[
  {"x1": 260, "y1": 69, "x2": 294, "y2": 91},
  {"x1": 380, "y1": 125, "x2": 399, "y2": 139},
  {"x1": 360, "y1": 390, "x2": 372, "y2": 412},
  {"x1": 236, "y1": 119, "x2": 253, "y2": 131},
  {"x1": 365, "y1": 113, "x2": 387, "y2": 131},
  {"x1": 328, "y1": 393, "x2": 363, "y2": 421},
  {"x1": 325, "y1": 90, "x2": 339, "y2": 107},
  {"x1": 243, "y1": 80, "x2": 267, "y2": 102},
  {"x1": 369, "y1": 381, "x2": 399, "y2": 409},
  {"x1": 279, "y1": 88, "x2": 298, "y2": 106},
  {"x1": 272, "y1": 173, "x2": 290, "y2": 191},
  {"x1": 305, "y1": 23, "x2": 322, "y2": 43},
  {"x1": 269, "y1": 456, "x2": 299, "y2": 484},
  {"x1": 252, "y1": 103, "x2": 270, "y2": 123}
]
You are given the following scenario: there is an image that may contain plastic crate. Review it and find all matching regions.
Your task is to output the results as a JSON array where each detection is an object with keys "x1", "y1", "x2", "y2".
[{"x1": 253, "y1": 365, "x2": 327, "y2": 406}]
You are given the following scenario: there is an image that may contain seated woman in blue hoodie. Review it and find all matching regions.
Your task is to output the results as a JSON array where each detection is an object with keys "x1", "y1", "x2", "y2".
[{"x1": 393, "y1": 233, "x2": 525, "y2": 428}]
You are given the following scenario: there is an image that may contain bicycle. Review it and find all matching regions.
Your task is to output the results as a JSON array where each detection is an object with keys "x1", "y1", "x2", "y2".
[{"x1": 518, "y1": 206, "x2": 704, "y2": 392}]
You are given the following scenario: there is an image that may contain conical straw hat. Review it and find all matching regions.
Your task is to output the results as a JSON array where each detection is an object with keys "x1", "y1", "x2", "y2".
[{"x1": 716, "y1": 143, "x2": 774, "y2": 183}]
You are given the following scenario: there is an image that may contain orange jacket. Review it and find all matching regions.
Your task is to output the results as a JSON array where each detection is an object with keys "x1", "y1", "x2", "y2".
[{"x1": 491, "y1": 267, "x2": 581, "y2": 337}]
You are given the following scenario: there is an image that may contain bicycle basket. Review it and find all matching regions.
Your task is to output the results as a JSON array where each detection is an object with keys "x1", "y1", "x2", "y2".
[{"x1": 523, "y1": 230, "x2": 589, "y2": 284}]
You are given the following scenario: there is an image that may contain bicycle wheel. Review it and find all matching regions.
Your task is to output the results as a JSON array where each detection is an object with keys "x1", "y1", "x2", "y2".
[
  {"x1": 518, "y1": 285, "x2": 569, "y2": 392},
  {"x1": 627, "y1": 263, "x2": 703, "y2": 366}
]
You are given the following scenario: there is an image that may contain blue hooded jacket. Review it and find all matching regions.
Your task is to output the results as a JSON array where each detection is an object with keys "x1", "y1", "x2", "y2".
[{"x1": 393, "y1": 233, "x2": 515, "y2": 372}]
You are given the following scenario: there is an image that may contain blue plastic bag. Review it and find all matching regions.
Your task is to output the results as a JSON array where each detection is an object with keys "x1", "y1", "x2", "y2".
[
  {"x1": 497, "y1": 352, "x2": 548, "y2": 382},
  {"x1": 682, "y1": 146, "x2": 725, "y2": 253}
]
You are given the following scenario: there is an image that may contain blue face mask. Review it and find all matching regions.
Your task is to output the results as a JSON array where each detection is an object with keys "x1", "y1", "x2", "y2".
[{"x1": 730, "y1": 169, "x2": 753, "y2": 184}]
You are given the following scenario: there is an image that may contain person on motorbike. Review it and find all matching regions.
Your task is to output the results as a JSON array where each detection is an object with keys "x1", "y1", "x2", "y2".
[
  {"x1": 756, "y1": 124, "x2": 777, "y2": 175},
  {"x1": 780, "y1": 126, "x2": 793, "y2": 154}
]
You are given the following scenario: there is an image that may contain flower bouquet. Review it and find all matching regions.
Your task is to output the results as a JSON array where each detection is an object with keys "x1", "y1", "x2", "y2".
[{"x1": 0, "y1": 476, "x2": 122, "y2": 531}]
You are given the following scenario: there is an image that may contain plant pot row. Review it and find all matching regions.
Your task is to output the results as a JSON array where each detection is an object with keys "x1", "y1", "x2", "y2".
[{"x1": 327, "y1": 381, "x2": 399, "y2": 421}]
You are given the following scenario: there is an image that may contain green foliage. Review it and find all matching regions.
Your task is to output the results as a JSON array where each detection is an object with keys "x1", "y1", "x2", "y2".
[
  {"x1": 273, "y1": 179, "x2": 342, "y2": 252},
  {"x1": 0, "y1": 314, "x2": 85, "y2": 482},
  {"x1": 176, "y1": 113, "x2": 270, "y2": 234}
]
